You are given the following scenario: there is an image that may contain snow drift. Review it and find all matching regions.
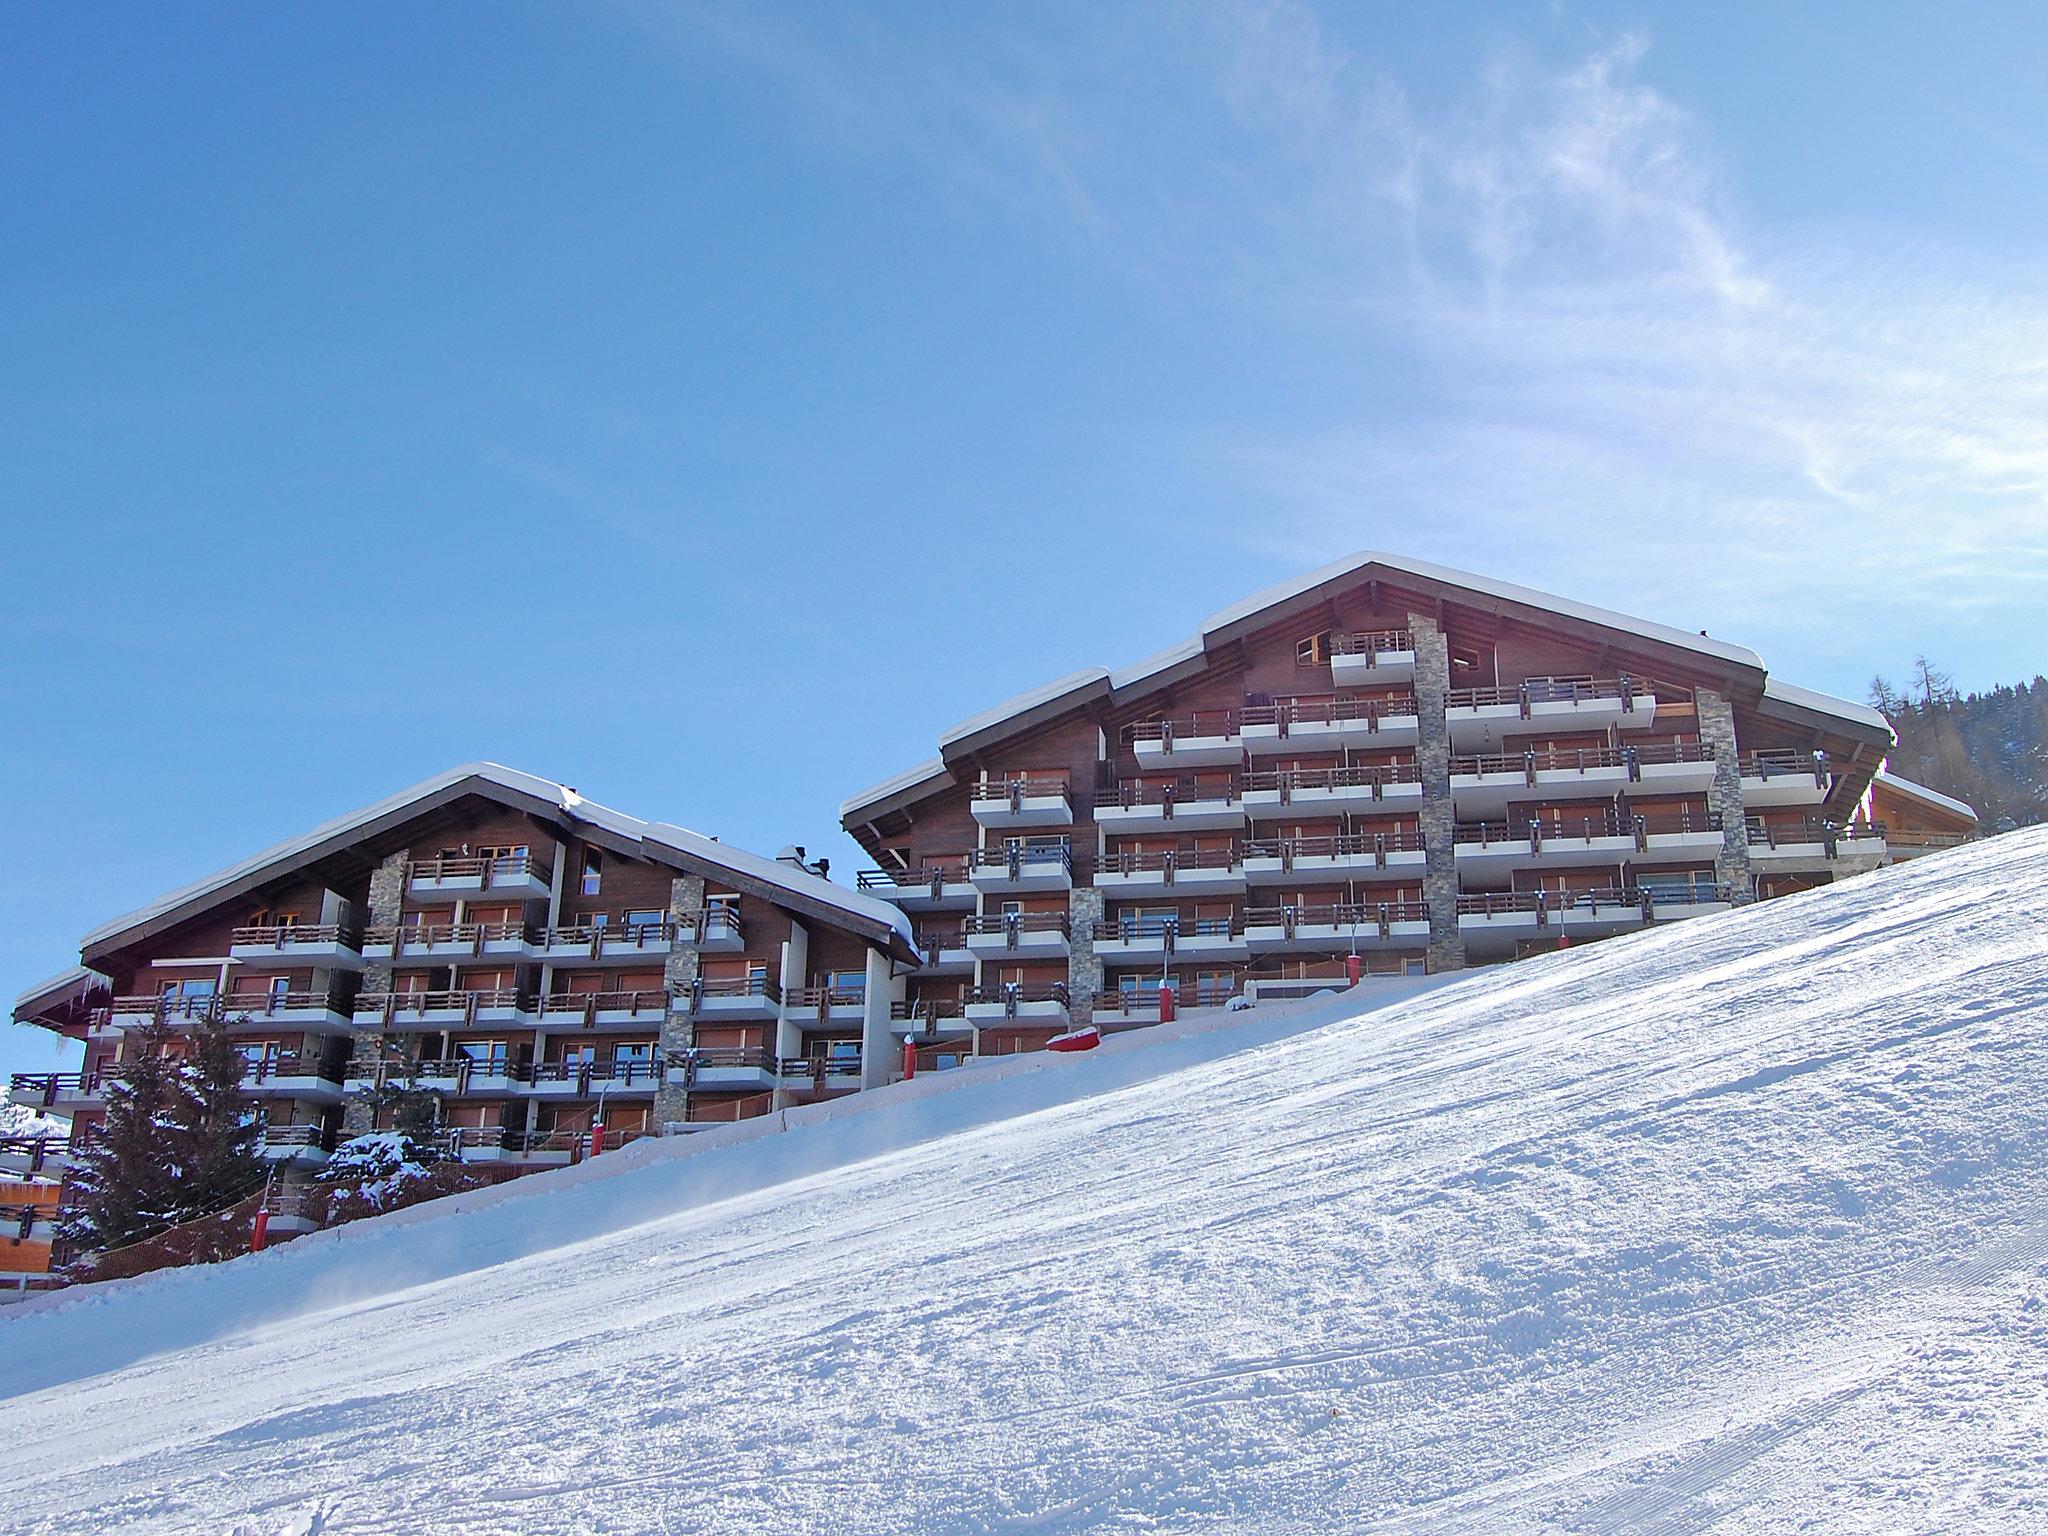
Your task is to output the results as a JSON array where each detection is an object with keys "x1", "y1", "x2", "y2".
[{"x1": 5, "y1": 831, "x2": 2047, "y2": 1534}]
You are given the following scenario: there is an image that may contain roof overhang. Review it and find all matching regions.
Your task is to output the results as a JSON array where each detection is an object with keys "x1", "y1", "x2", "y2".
[
  {"x1": 1873, "y1": 770, "x2": 1978, "y2": 824},
  {"x1": 1757, "y1": 680, "x2": 1895, "y2": 748},
  {"x1": 76, "y1": 764, "x2": 921, "y2": 971}
]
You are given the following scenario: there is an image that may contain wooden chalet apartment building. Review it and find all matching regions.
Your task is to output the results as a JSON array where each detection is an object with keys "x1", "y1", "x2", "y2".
[
  {"x1": 8, "y1": 767, "x2": 921, "y2": 1265},
  {"x1": 842, "y1": 551, "x2": 1972, "y2": 1045},
  {"x1": 5, "y1": 552, "x2": 1976, "y2": 1273}
]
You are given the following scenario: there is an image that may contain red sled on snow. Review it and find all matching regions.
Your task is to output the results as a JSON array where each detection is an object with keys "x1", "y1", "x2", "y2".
[{"x1": 1045, "y1": 1025, "x2": 1102, "y2": 1053}]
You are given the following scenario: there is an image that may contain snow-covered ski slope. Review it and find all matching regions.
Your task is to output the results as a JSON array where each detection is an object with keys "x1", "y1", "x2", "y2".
[{"x1": 7, "y1": 832, "x2": 2048, "y2": 1535}]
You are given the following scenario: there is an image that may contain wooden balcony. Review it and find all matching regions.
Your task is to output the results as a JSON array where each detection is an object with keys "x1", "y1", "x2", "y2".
[
  {"x1": 1456, "y1": 881, "x2": 1730, "y2": 953},
  {"x1": 229, "y1": 923, "x2": 365, "y2": 972},
  {"x1": 965, "y1": 982, "x2": 1071, "y2": 1024},
  {"x1": 1126, "y1": 711, "x2": 1243, "y2": 768},
  {"x1": 533, "y1": 988, "x2": 671, "y2": 1030},
  {"x1": 681, "y1": 975, "x2": 781, "y2": 1021},
  {"x1": 8, "y1": 1071, "x2": 111, "y2": 1111},
  {"x1": 1739, "y1": 749, "x2": 1832, "y2": 808},
  {"x1": 968, "y1": 843, "x2": 1074, "y2": 893},
  {"x1": 352, "y1": 987, "x2": 537, "y2": 1031},
  {"x1": 1092, "y1": 846, "x2": 1243, "y2": 898},
  {"x1": 1453, "y1": 810, "x2": 1724, "y2": 874},
  {"x1": 970, "y1": 778, "x2": 1074, "y2": 829},
  {"x1": 1242, "y1": 763, "x2": 1425, "y2": 819},
  {"x1": 1091, "y1": 779, "x2": 1246, "y2": 834},
  {"x1": 533, "y1": 917, "x2": 687, "y2": 966},
  {"x1": 1091, "y1": 915, "x2": 1247, "y2": 966},
  {"x1": 1243, "y1": 831, "x2": 1427, "y2": 885},
  {"x1": 1243, "y1": 901, "x2": 1432, "y2": 953},
  {"x1": 1450, "y1": 740, "x2": 1716, "y2": 815},
  {"x1": 363, "y1": 920, "x2": 535, "y2": 965},
  {"x1": 404, "y1": 852, "x2": 551, "y2": 904},
  {"x1": 857, "y1": 862, "x2": 978, "y2": 912},
  {"x1": 962, "y1": 911, "x2": 1072, "y2": 960},
  {"x1": 784, "y1": 985, "x2": 867, "y2": 1022},
  {"x1": 1328, "y1": 628, "x2": 1417, "y2": 685},
  {"x1": 1241, "y1": 694, "x2": 1421, "y2": 753},
  {"x1": 1445, "y1": 675, "x2": 1658, "y2": 748},
  {"x1": 912, "y1": 924, "x2": 975, "y2": 975}
]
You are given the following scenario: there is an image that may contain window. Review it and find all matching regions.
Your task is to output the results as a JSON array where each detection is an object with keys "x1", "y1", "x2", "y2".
[
  {"x1": 457, "y1": 1039, "x2": 508, "y2": 1067},
  {"x1": 1297, "y1": 630, "x2": 1332, "y2": 666},
  {"x1": 625, "y1": 908, "x2": 663, "y2": 928},
  {"x1": 580, "y1": 849, "x2": 603, "y2": 896}
]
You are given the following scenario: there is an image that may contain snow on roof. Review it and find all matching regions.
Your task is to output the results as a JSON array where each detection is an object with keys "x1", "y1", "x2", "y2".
[
  {"x1": 937, "y1": 668, "x2": 1111, "y2": 750},
  {"x1": 1874, "y1": 770, "x2": 1978, "y2": 823},
  {"x1": 13, "y1": 965, "x2": 109, "y2": 1016},
  {"x1": 644, "y1": 822, "x2": 917, "y2": 950},
  {"x1": 1761, "y1": 678, "x2": 1893, "y2": 737},
  {"x1": 838, "y1": 756, "x2": 952, "y2": 822},
  {"x1": 1201, "y1": 551, "x2": 1767, "y2": 672},
  {"x1": 77, "y1": 763, "x2": 916, "y2": 957},
  {"x1": 1107, "y1": 635, "x2": 1205, "y2": 692}
]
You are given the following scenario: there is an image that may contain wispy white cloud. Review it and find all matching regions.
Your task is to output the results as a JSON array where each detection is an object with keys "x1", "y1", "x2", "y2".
[{"x1": 630, "y1": 0, "x2": 2048, "y2": 672}]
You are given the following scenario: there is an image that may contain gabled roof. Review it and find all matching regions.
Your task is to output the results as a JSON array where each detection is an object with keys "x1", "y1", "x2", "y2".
[
  {"x1": 844, "y1": 549, "x2": 1836, "y2": 824},
  {"x1": 1873, "y1": 770, "x2": 1979, "y2": 824},
  {"x1": 1759, "y1": 678, "x2": 1894, "y2": 744},
  {"x1": 75, "y1": 764, "x2": 918, "y2": 966}
]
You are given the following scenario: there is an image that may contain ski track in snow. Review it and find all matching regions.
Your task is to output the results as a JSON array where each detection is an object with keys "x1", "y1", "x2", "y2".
[{"x1": 5, "y1": 832, "x2": 2048, "y2": 1533}]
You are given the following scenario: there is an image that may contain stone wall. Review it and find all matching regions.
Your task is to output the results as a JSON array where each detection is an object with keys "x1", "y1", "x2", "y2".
[
  {"x1": 654, "y1": 873, "x2": 707, "y2": 1127},
  {"x1": 1696, "y1": 688, "x2": 1755, "y2": 905},
  {"x1": 342, "y1": 849, "x2": 410, "y2": 1133},
  {"x1": 1067, "y1": 886, "x2": 1105, "y2": 1016},
  {"x1": 1409, "y1": 614, "x2": 1466, "y2": 971}
]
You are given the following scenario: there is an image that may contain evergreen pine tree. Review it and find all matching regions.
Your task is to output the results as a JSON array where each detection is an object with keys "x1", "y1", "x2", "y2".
[
  {"x1": 169, "y1": 1010, "x2": 265, "y2": 1221},
  {"x1": 58, "y1": 1018, "x2": 184, "y2": 1252}
]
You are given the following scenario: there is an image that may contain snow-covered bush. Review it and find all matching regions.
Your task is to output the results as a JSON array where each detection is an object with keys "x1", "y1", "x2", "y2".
[{"x1": 315, "y1": 1131, "x2": 444, "y2": 1187}]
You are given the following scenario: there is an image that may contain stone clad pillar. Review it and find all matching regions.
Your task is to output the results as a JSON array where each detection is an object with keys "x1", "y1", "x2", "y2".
[
  {"x1": 653, "y1": 873, "x2": 706, "y2": 1130},
  {"x1": 1067, "y1": 886, "x2": 1104, "y2": 1020},
  {"x1": 1696, "y1": 688, "x2": 1755, "y2": 905},
  {"x1": 342, "y1": 849, "x2": 410, "y2": 1133},
  {"x1": 1410, "y1": 615, "x2": 1466, "y2": 972}
]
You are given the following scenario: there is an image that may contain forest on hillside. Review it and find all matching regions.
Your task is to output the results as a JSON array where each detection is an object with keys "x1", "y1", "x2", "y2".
[{"x1": 1869, "y1": 663, "x2": 2048, "y2": 832}]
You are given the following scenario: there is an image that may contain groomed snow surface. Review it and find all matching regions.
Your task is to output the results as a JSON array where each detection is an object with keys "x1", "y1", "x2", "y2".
[{"x1": 7, "y1": 832, "x2": 2048, "y2": 1534}]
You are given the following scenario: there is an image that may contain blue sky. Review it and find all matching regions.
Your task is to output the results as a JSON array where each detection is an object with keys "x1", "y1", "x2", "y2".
[{"x1": 5, "y1": 2, "x2": 2047, "y2": 1077}]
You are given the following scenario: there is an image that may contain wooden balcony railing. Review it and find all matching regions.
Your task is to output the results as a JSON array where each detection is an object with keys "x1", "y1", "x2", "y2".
[
  {"x1": 779, "y1": 1056, "x2": 863, "y2": 1083},
  {"x1": 526, "y1": 1059, "x2": 662, "y2": 1088},
  {"x1": 683, "y1": 975, "x2": 781, "y2": 1009},
  {"x1": 365, "y1": 920, "x2": 533, "y2": 955},
  {"x1": 966, "y1": 982, "x2": 1072, "y2": 1011},
  {"x1": 1447, "y1": 675, "x2": 1646, "y2": 711},
  {"x1": 1245, "y1": 832, "x2": 1424, "y2": 864},
  {"x1": 9, "y1": 1071, "x2": 110, "y2": 1103},
  {"x1": 1452, "y1": 740, "x2": 1713, "y2": 778},
  {"x1": 971, "y1": 778, "x2": 1072, "y2": 809},
  {"x1": 241, "y1": 1051, "x2": 345, "y2": 1085},
  {"x1": 1741, "y1": 748, "x2": 1830, "y2": 785},
  {"x1": 0, "y1": 1134, "x2": 80, "y2": 1172},
  {"x1": 685, "y1": 1046, "x2": 779, "y2": 1072},
  {"x1": 1093, "y1": 914, "x2": 1242, "y2": 945},
  {"x1": 970, "y1": 844, "x2": 1073, "y2": 877},
  {"x1": 405, "y1": 852, "x2": 546, "y2": 888},
  {"x1": 1244, "y1": 901, "x2": 1430, "y2": 934},
  {"x1": 1457, "y1": 883, "x2": 1722, "y2": 918},
  {"x1": 535, "y1": 989, "x2": 670, "y2": 1022},
  {"x1": 1093, "y1": 847, "x2": 1238, "y2": 884},
  {"x1": 1242, "y1": 763, "x2": 1424, "y2": 798},
  {"x1": 1093, "y1": 779, "x2": 1239, "y2": 812},
  {"x1": 1744, "y1": 817, "x2": 1886, "y2": 851},
  {"x1": 684, "y1": 1093, "x2": 777, "y2": 1124},
  {"x1": 260, "y1": 1124, "x2": 334, "y2": 1151},
  {"x1": 857, "y1": 860, "x2": 973, "y2": 892},
  {"x1": 354, "y1": 988, "x2": 534, "y2": 1024},
  {"x1": 1882, "y1": 828, "x2": 1971, "y2": 850},
  {"x1": 963, "y1": 912, "x2": 1072, "y2": 940},
  {"x1": 230, "y1": 923, "x2": 361, "y2": 950},
  {"x1": 892, "y1": 999, "x2": 971, "y2": 1027},
  {"x1": 785, "y1": 985, "x2": 867, "y2": 1013},
  {"x1": 1239, "y1": 694, "x2": 1419, "y2": 732},
  {"x1": 1456, "y1": 808, "x2": 1723, "y2": 848},
  {"x1": 914, "y1": 924, "x2": 968, "y2": 955},
  {"x1": 1329, "y1": 628, "x2": 1413, "y2": 657},
  {"x1": 540, "y1": 917, "x2": 683, "y2": 952},
  {"x1": 1124, "y1": 711, "x2": 1239, "y2": 747},
  {"x1": 1102, "y1": 979, "x2": 1239, "y2": 1014}
]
